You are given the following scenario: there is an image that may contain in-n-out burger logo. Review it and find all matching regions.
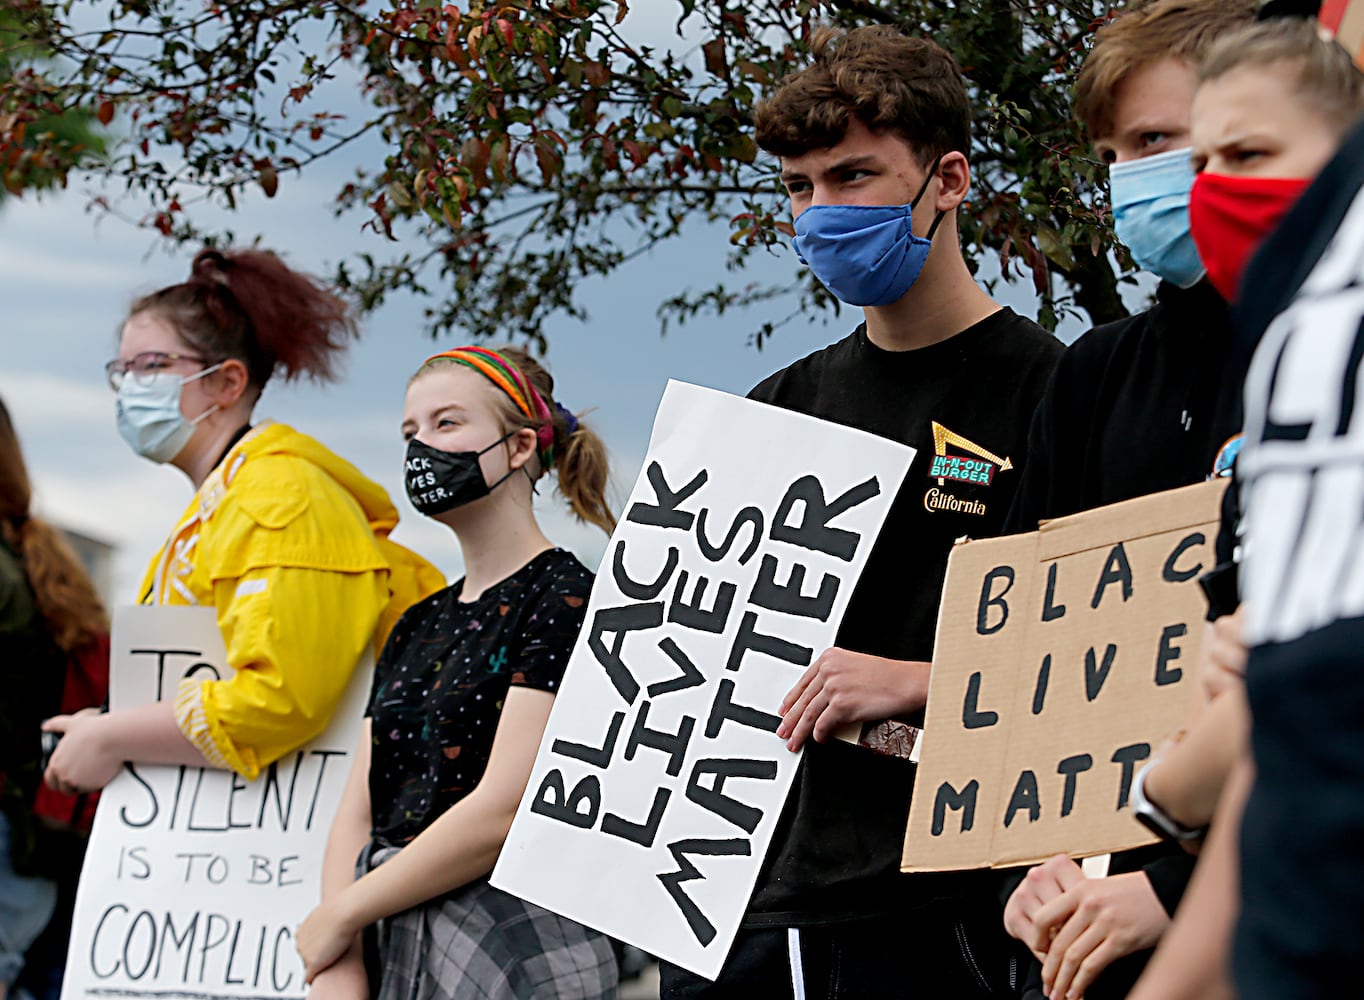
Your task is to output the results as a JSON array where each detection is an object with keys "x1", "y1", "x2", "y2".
[
  {"x1": 924, "y1": 488, "x2": 987, "y2": 516},
  {"x1": 922, "y1": 422, "x2": 1008, "y2": 516}
]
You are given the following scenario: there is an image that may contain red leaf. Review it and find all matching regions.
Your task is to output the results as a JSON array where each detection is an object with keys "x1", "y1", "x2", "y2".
[
  {"x1": 96, "y1": 100, "x2": 114, "y2": 126},
  {"x1": 257, "y1": 163, "x2": 279, "y2": 198},
  {"x1": 702, "y1": 37, "x2": 726, "y2": 78},
  {"x1": 535, "y1": 143, "x2": 559, "y2": 185}
]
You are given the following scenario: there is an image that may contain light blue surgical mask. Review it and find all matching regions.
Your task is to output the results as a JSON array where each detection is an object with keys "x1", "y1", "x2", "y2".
[
  {"x1": 1110, "y1": 147, "x2": 1206, "y2": 289},
  {"x1": 115, "y1": 365, "x2": 222, "y2": 463},
  {"x1": 793, "y1": 158, "x2": 945, "y2": 307}
]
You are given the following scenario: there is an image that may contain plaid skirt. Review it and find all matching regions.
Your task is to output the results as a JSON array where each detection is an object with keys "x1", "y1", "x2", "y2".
[{"x1": 363, "y1": 845, "x2": 618, "y2": 1000}]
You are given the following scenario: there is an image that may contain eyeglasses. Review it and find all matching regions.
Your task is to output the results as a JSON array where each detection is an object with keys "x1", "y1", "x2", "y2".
[{"x1": 105, "y1": 351, "x2": 211, "y2": 391}]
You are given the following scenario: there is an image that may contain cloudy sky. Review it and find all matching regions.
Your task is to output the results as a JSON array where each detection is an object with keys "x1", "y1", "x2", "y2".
[{"x1": 0, "y1": 6, "x2": 1114, "y2": 604}]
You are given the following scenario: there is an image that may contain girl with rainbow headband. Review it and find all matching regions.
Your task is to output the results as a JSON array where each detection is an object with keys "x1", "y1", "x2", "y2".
[{"x1": 297, "y1": 347, "x2": 618, "y2": 1000}]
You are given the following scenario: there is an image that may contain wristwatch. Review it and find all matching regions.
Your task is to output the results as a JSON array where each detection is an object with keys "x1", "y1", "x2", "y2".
[{"x1": 1130, "y1": 758, "x2": 1209, "y2": 843}]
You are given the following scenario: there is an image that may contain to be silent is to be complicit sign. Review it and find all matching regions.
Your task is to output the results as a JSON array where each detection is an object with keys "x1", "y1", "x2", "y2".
[
  {"x1": 491, "y1": 380, "x2": 915, "y2": 979},
  {"x1": 63, "y1": 607, "x2": 370, "y2": 1000}
]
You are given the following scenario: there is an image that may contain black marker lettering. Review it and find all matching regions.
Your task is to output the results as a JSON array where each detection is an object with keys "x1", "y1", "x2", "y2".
[
  {"x1": 1085, "y1": 644, "x2": 1117, "y2": 702},
  {"x1": 1041, "y1": 562, "x2": 1066, "y2": 621},
  {"x1": 1155, "y1": 624, "x2": 1188, "y2": 686},
  {"x1": 727, "y1": 610, "x2": 812, "y2": 672},
  {"x1": 646, "y1": 638, "x2": 705, "y2": 698},
  {"x1": 961, "y1": 672, "x2": 999, "y2": 729},
  {"x1": 1091, "y1": 543, "x2": 1135, "y2": 608},
  {"x1": 552, "y1": 711, "x2": 625, "y2": 768},
  {"x1": 669, "y1": 571, "x2": 737, "y2": 634},
  {"x1": 626, "y1": 462, "x2": 707, "y2": 530},
  {"x1": 623, "y1": 700, "x2": 694, "y2": 778},
  {"x1": 155, "y1": 911, "x2": 196, "y2": 982},
  {"x1": 1057, "y1": 754, "x2": 1093, "y2": 818},
  {"x1": 588, "y1": 602, "x2": 665, "y2": 704},
  {"x1": 749, "y1": 554, "x2": 839, "y2": 622},
  {"x1": 706, "y1": 679, "x2": 783, "y2": 738},
  {"x1": 1111, "y1": 743, "x2": 1151, "y2": 810},
  {"x1": 770, "y1": 475, "x2": 879, "y2": 561},
  {"x1": 601, "y1": 788, "x2": 671, "y2": 848},
  {"x1": 1004, "y1": 770, "x2": 1041, "y2": 827},
  {"x1": 658, "y1": 838, "x2": 752, "y2": 946},
  {"x1": 932, "y1": 780, "x2": 979, "y2": 835},
  {"x1": 123, "y1": 909, "x2": 157, "y2": 980},
  {"x1": 696, "y1": 506, "x2": 763, "y2": 565},
  {"x1": 90, "y1": 903, "x2": 128, "y2": 978},
  {"x1": 119, "y1": 766, "x2": 159, "y2": 828},
  {"x1": 529, "y1": 770, "x2": 601, "y2": 828},
  {"x1": 685, "y1": 758, "x2": 777, "y2": 834},
  {"x1": 1032, "y1": 654, "x2": 1051, "y2": 716},
  {"x1": 611, "y1": 540, "x2": 679, "y2": 600},
  {"x1": 977, "y1": 566, "x2": 1015, "y2": 635},
  {"x1": 1163, "y1": 532, "x2": 1206, "y2": 583}
]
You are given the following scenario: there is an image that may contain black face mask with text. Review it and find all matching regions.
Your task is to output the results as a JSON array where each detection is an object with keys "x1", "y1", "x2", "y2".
[{"x1": 404, "y1": 432, "x2": 517, "y2": 517}]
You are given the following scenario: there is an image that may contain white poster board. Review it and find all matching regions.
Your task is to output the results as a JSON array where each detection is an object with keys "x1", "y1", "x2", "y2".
[
  {"x1": 62, "y1": 606, "x2": 371, "y2": 1000},
  {"x1": 491, "y1": 380, "x2": 915, "y2": 979}
]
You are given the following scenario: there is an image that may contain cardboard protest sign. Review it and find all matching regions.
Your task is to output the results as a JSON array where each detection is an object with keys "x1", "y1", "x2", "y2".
[
  {"x1": 491, "y1": 380, "x2": 915, "y2": 980},
  {"x1": 63, "y1": 606, "x2": 370, "y2": 1000},
  {"x1": 902, "y1": 479, "x2": 1225, "y2": 872}
]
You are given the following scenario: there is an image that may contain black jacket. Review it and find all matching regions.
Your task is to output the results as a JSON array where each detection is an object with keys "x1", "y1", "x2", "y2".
[{"x1": 1003, "y1": 281, "x2": 1241, "y2": 1000}]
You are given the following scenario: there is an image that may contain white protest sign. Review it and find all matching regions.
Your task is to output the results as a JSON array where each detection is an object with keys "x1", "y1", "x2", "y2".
[
  {"x1": 491, "y1": 380, "x2": 915, "y2": 980},
  {"x1": 63, "y1": 605, "x2": 371, "y2": 1000}
]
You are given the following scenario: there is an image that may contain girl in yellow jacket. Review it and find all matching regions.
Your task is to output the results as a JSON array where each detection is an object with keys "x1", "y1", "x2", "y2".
[{"x1": 43, "y1": 247, "x2": 443, "y2": 790}]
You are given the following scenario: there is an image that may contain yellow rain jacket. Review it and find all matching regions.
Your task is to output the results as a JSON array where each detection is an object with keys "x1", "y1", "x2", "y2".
[{"x1": 140, "y1": 422, "x2": 444, "y2": 779}]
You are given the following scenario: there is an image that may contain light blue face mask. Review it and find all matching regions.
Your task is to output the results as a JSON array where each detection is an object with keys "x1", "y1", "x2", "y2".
[
  {"x1": 1109, "y1": 147, "x2": 1206, "y2": 289},
  {"x1": 792, "y1": 158, "x2": 945, "y2": 307},
  {"x1": 115, "y1": 366, "x2": 222, "y2": 463}
]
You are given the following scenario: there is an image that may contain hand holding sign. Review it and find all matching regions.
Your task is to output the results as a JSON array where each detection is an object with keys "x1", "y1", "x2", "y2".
[
  {"x1": 776, "y1": 649, "x2": 930, "y2": 751},
  {"x1": 42, "y1": 707, "x2": 111, "y2": 793}
]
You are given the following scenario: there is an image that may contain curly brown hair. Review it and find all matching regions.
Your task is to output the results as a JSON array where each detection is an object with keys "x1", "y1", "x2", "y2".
[
  {"x1": 754, "y1": 25, "x2": 971, "y2": 166},
  {"x1": 129, "y1": 247, "x2": 358, "y2": 393}
]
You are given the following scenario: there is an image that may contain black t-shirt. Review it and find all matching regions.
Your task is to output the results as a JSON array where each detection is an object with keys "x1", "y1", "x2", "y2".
[
  {"x1": 1004, "y1": 281, "x2": 1241, "y2": 534},
  {"x1": 743, "y1": 307, "x2": 1063, "y2": 925},
  {"x1": 1228, "y1": 118, "x2": 1364, "y2": 1000},
  {"x1": 366, "y1": 548, "x2": 592, "y2": 849}
]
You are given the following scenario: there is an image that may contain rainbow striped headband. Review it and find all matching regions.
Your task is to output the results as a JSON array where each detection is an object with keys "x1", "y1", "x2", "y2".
[{"x1": 423, "y1": 346, "x2": 557, "y2": 465}]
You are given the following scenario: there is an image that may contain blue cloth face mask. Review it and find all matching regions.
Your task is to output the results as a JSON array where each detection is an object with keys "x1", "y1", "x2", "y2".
[
  {"x1": 115, "y1": 365, "x2": 222, "y2": 463},
  {"x1": 792, "y1": 158, "x2": 946, "y2": 307},
  {"x1": 1109, "y1": 147, "x2": 1206, "y2": 289}
]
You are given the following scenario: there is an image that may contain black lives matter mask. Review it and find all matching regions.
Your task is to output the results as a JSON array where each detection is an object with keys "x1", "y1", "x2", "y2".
[{"x1": 404, "y1": 432, "x2": 517, "y2": 517}]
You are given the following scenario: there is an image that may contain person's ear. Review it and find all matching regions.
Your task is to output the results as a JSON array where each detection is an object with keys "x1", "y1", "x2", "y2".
[
  {"x1": 208, "y1": 358, "x2": 251, "y2": 408},
  {"x1": 506, "y1": 426, "x2": 539, "y2": 472},
  {"x1": 932, "y1": 151, "x2": 971, "y2": 213}
]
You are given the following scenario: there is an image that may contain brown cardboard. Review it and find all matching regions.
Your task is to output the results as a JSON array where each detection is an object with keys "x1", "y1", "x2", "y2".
[{"x1": 902, "y1": 480, "x2": 1226, "y2": 872}]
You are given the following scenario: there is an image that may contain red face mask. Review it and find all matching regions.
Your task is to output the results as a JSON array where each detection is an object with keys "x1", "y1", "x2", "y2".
[{"x1": 1189, "y1": 172, "x2": 1311, "y2": 301}]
